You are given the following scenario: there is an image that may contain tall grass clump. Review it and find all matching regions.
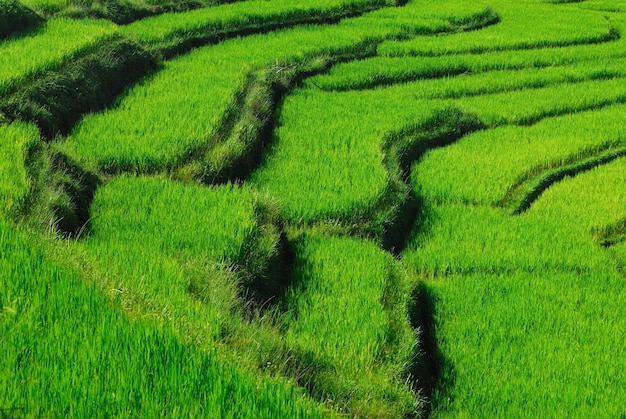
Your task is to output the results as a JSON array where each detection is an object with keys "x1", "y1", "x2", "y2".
[
  {"x1": 0, "y1": 122, "x2": 40, "y2": 220},
  {"x1": 0, "y1": 219, "x2": 329, "y2": 417},
  {"x1": 281, "y1": 233, "x2": 420, "y2": 417},
  {"x1": 0, "y1": 0, "x2": 42, "y2": 38}
]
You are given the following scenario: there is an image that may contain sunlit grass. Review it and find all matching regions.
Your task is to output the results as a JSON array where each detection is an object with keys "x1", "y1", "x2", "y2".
[
  {"x1": 0, "y1": 18, "x2": 117, "y2": 96},
  {"x1": 528, "y1": 156, "x2": 626, "y2": 235},
  {"x1": 414, "y1": 104, "x2": 626, "y2": 206},
  {"x1": 427, "y1": 270, "x2": 626, "y2": 418},
  {"x1": 282, "y1": 233, "x2": 419, "y2": 417},
  {"x1": 0, "y1": 218, "x2": 328, "y2": 417},
  {"x1": 402, "y1": 203, "x2": 612, "y2": 276},
  {"x1": 379, "y1": 1, "x2": 616, "y2": 56}
]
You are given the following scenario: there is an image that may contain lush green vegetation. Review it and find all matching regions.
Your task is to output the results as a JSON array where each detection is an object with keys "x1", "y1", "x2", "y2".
[
  {"x1": 425, "y1": 270, "x2": 626, "y2": 418},
  {"x1": 393, "y1": 4, "x2": 626, "y2": 416},
  {"x1": 4, "y1": 0, "x2": 626, "y2": 416},
  {"x1": 529, "y1": 157, "x2": 626, "y2": 236},
  {"x1": 0, "y1": 218, "x2": 329, "y2": 417},
  {"x1": 76, "y1": 176, "x2": 286, "y2": 315},
  {"x1": 582, "y1": 0, "x2": 626, "y2": 13},
  {"x1": 402, "y1": 203, "x2": 611, "y2": 276},
  {"x1": 121, "y1": 0, "x2": 395, "y2": 56},
  {"x1": 57, "y1": 3, "x2": 492, "y2": 177},
  {"x1": 2, "y1": 38, "x2": 157, "y2": 139},
  {"x1": 307, "y1": 52, "x2": 626, "y2": 92},
  {"x1": 282, "y1": 233, "x2": 419, "y2": 416},
  {"x1": 20, "y1": 0, "x2": 239, "y2": 23},
  {"x1": 57, "y1": 25, "x2": 373, "y2": 174},
  {"x1": 379, "y1": 1, "x2": 617, "y2": 56},
  {"x1": 414, "y1": 104, "x2": 626, "y2": 207},
  {"x1": 0, "y1": 18, "x2": 117, "y2": 97},
  {"x1": 0, "y1": 122, "x2": 39, "y2": 219},
  {"x1": 249, "y1": 90, "x2": 477, "y2": 235}
]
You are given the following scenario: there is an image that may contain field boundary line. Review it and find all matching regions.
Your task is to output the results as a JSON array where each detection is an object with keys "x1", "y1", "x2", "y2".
[{"x1": 499, "y1": 144, "x2": 626, "y2": 215}]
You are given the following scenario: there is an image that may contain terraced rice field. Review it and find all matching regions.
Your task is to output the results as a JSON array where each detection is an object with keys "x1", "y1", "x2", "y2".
[{"x1": 2, "y1": 0, "x2": 626, "y2": 416}]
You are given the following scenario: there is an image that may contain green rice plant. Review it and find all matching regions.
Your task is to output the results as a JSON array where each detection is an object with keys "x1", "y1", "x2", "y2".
[
  {"x1": 453, "y1": 75, "x2": 626, "y2": 126},
  {"x1": 60, "y1": 0, "x2": 502, "y2": 179},
  {"x1": 527, "y1": 156, "x2": 626, "y2": 236},
  {"x1": 249, "y1": 83, "x2": 482, "y2": 230},
  {"x1": 1, "y1": 38, "x2": 157, "y2": 139},
  {"x1": 253, "y1": 69, "x2": 626, "y2": 231},
  {"x1": 0, "y1": 218, "x2": 329, "y2": 417},
  {"x1": 8, "y1": 0, "x2": 626, "y2": 415},
  {"x1": 251, "y1": 88, "x2": 393, "y2": 225},
  {"x1": 339, "y1": 0, "x2": 497, "y2": 39},
  {"x1": 55, "y1": 39, "x2": 248, "y2": 174},
  {"x1": 21, "y1": 0, "x2": 239, "y2": 24},
  {"x1": 501, "y1": 145, "x2": 626, "y2": 215},
  {"x1": 581, "y1": 0, "x2": 626, "y2": 12},
  {"x1": 310, "y1": 28, "x2": 626, "y2": 91},
  {"x1": 282, "y1": 233, "x2": 420, "y2": 417},
  {"x1": 377, "y1": 57, "x2": 626, "y2": 101},
  {"x1": 56, "y1": 22, "x2": 385, "y2": 175},
  {"x1": 307, "y1": 52, "x2": 626, "y2": 92},
  {"x1": 379, "y1": 0, "x2": 617, "y2": 57},
  {"x1": 122, "y1": 0, "x2": 394, "y2": 56},
  {"x1": 57, "y1": 0, "x2": 501, "y2": 177},
  {"x1": 59, "y1": 176, "x2": 425, "y2": 417},
  {"x1": 74, "y1": 175, "x2": 289, "y2": 322},
  {"x1": 413, "y1": 104, "x2": 626, "y2": 206},
  {"x1": 414, "y1": 58, "x2": 626, "y2": 100},
  {"x1": 86, "y1": 176, "x2": 257, "y2": 262},
  {"x1": 0, "y1": 122, "x2": 40, "y2": 219},
  {"x1": 402, "y1": 203, "x2": 611, "y2": 276},
  {"x1": 425, "y1": 270, "x2": 626, "y2": 417},
  {"x1": 0, "y1": 18, "x2": 117, "y2": 97}
]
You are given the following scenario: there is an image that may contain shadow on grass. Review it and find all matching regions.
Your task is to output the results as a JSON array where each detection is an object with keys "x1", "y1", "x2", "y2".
[{"x1": 408, "y1": 281, "x2": 455, "y2": 417}]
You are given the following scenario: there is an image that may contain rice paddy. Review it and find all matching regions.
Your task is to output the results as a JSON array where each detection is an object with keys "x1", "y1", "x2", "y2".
[{"x1": 3, "y1": 0, "x2": 626, "y2": 416}]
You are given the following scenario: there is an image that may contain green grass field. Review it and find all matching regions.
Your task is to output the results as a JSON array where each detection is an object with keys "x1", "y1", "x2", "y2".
[{"x1": 3, "y1": 0, "x2": 626, "y2": 416}]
